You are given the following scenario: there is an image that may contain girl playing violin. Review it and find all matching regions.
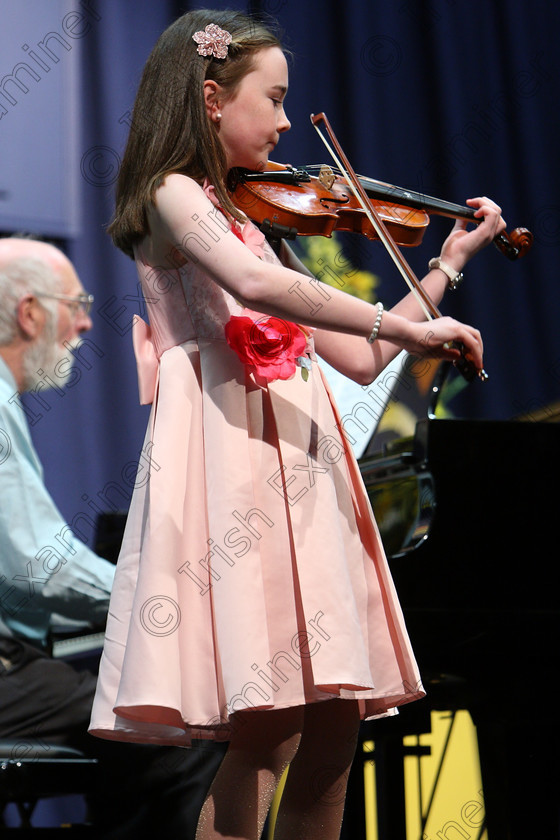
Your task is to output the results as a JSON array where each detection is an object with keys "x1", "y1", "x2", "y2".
[{"x1": 89, "y1": 9, "x2": 506, "y2": 840}]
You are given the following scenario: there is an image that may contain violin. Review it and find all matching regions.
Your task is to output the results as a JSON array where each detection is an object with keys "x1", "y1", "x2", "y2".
[
  {"x1": 228, "y1": 161, "x2": 533, "y2": 260},
  {"x1": 229, "y1": 111, "x2": 533, "y2": 382}
]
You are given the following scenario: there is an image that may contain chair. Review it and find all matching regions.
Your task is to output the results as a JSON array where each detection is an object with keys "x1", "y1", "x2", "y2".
[{"x1": 0, "y1": 739, "x2": 98, "y2": 832}]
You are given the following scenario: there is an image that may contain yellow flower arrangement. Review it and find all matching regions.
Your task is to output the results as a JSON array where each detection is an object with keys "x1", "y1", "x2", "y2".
[
  {"x1": 295, "y1": 233, "x2": 379, "y2": 303},
  {"x1": 295, "y1": 232, "x2": 458, "y2": 424}
]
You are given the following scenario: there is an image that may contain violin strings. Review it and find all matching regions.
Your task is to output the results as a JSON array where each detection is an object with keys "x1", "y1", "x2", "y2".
[
  {"x1": 311, "y1": 120, "x2": 433, "y2": 321},
  {"x1": 303, "y1": 165, "x2": 408, "y2": 198}
]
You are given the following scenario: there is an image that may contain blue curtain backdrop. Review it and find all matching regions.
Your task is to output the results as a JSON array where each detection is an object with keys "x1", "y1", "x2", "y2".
[{"x1": 12, "y1": 0, "x2": 560, "y2": 538}]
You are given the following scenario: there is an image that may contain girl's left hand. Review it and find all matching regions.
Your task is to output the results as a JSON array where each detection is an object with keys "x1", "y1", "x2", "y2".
[{"x1": 438, "y1": 196, "x2": 507, "y2": 273}]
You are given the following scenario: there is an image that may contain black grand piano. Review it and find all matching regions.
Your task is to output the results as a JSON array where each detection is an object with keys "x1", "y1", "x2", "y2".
[{"x1": 342, "y1": 365, "x2": 560, "y2": 840}]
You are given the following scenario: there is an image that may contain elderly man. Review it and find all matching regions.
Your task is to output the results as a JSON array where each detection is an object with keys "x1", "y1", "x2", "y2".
[{"x1": 0, "y1": 238, "x2": 224, "y2": 836}]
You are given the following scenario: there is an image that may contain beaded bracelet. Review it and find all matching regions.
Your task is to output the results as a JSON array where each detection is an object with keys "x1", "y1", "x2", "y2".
[{"x1": 367, "y1": 302, "x2": 384, "y2": 344}]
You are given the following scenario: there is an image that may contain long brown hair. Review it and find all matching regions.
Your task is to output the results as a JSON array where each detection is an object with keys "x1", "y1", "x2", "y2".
[{"x1": 108, "y1": 10, "x2": 284, "y2": 258}]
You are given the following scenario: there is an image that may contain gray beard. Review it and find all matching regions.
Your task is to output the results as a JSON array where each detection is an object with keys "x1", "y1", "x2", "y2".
[{"x1": 22, "y1": 318, "x2": 77, "y2": 392}]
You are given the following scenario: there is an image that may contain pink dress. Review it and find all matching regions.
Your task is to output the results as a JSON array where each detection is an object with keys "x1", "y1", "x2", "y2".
[{"x1": 89, "y1": 186, "x2": 425, "y2": 746}]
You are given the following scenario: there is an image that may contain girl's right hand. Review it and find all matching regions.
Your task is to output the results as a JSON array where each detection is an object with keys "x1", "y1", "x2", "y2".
[{"x1": 398, "y1": 316, "x2": 484, "y2": 371}]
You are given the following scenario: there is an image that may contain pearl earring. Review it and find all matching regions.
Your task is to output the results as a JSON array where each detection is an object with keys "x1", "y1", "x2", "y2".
[{"x1": 216, "y1": 112, "x2": 222, "y2": 122}]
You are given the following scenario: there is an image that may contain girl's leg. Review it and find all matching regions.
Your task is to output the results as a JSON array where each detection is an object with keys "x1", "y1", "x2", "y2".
[
  {"x1": 272, "y1": 699, "x2": 361, "y2": 840},
  {"x1": 196, "y1": 705, "x2": 304, "y2": 840}
]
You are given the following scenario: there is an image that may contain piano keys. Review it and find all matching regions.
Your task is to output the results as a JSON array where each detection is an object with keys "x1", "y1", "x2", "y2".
[
  {"x1": 51, "y1": 631, "x2": 105, "y2": 661},
  {"x1": 49, "y1": 513, "x2": 127, "y2": 665}
]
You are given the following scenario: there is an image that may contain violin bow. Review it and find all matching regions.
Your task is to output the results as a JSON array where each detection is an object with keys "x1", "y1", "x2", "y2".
[{"x1": 310, "y1": 111, "x2": 487, "y2": 382}]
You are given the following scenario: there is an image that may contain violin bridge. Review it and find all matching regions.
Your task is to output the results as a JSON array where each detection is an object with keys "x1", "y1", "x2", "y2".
[{"x1": 318, "y1": 165, "x2": 336, "y2": 191}]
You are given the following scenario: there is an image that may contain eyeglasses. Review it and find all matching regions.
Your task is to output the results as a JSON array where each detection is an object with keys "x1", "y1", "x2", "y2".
[{"x1": 35, "y1": 292, "x2": 94, "y2": 316}]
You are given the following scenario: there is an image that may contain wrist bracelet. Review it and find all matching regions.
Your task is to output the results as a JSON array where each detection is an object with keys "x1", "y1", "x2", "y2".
[
  {"x1": 367, "y1": 302, "x2": 384, "y2": 344},
  {"x1": 428, "y1": 257, "x2": 464, "y2": 291}
]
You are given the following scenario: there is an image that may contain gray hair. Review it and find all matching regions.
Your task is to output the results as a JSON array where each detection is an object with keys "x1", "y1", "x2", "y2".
[{"x1": 0, "y1": 257, "x2": 61, "y2": 345}]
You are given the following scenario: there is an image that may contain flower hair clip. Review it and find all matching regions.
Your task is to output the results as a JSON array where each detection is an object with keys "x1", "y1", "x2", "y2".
[{"x1": 193, "y1": 23, "x2": 232, "y2": 59}]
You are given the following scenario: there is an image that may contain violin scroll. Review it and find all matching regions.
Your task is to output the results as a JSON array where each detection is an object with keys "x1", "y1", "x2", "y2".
[{"x1": 494, "y1": 227, "x2": 533, "y2": 261}]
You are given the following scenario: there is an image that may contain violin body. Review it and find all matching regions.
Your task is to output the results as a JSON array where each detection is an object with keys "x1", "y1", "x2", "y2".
[
  {"x1": 228, "y1": 160, "x2": 533, "y2": 261},
  {"x1": 229, "y1": 161, "x2": 430, "y2": 246},
  {"x1": 229, "y1": 110, "x2": 533, "y2": 385}
]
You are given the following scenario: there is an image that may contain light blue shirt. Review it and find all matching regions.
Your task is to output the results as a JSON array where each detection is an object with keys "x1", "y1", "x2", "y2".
[{"x1": 0, "y1": 356, "x2": 115, "y2": 648}]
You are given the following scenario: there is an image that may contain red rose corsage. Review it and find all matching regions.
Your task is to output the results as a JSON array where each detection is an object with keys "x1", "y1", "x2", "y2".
[{"x1": 225, "y1": 311, "x2": 312, "y2": 383}]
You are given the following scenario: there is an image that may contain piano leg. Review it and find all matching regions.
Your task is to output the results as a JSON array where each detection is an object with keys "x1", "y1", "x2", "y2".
[
  {"x1": 373, "y1": 733, "x2": 408, "y2": 840},
  {"x1": 473, "y1": 707, "x2": 560, "y2": 840},
  {"x1": 340, "y1": 731, "x2": 407, "y2": 840},
  {"x1": 340, "y1": 702, "x2": 432, "y2": 839},
  {"x1": 340, "y1": 740, "x2": 367, "y2": 839}
]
